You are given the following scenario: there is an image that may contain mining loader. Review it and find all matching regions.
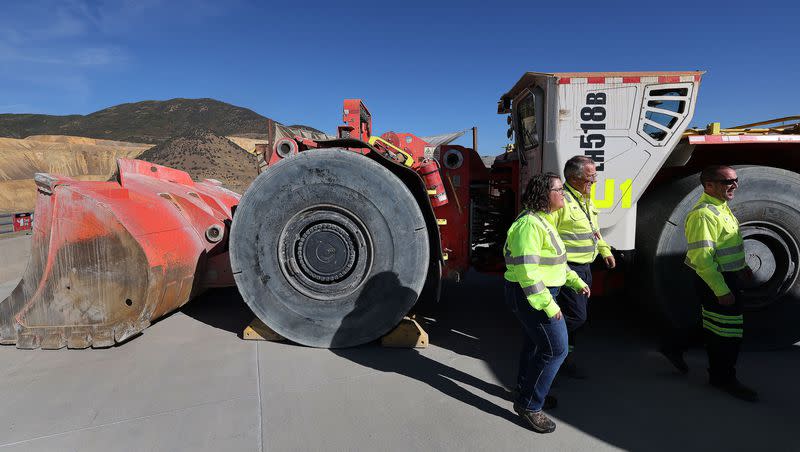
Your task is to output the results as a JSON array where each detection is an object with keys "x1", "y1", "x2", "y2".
[{"x1": 3, "y1": 71, "x2": 800, "y2": 350}]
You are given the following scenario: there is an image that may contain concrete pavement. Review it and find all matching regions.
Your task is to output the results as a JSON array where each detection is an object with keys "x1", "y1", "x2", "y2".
[{"x1": 0, "y1": 236, "x2": 797, "y2": 451}]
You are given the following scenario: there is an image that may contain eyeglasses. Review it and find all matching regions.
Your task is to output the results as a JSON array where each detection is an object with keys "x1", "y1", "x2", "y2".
[
  {"x1": 715, "y1": 178, "x2": 739, "y2": 185},
  {"x1": 550, "y1": 187, "x2": 565, "y2": 193}
]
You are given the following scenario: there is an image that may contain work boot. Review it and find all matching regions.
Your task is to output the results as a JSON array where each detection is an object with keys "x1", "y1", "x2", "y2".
[
  {"x1": 559, "y1": 355, "x2": 587, "y2": 379},
  {"x1": 517, "y1": 409, "x2": 557, "y2": 434},
  {"x1": 658, "y1": 346, "x2": 689, "y2": 374},
  {"x1": 711, "y1": 379, "x2": 759, "y2": 403},
  {"x1": 513, "y1": 395, "x2": 558, "y2": 413}
]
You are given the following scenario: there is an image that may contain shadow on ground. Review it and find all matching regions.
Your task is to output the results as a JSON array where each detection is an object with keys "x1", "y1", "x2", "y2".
[
  {"x1": 178, "y1": 269, "x2": 798, "y2": 450},
  {"x1": 330, "y1": 271, "x2": 523, "y2": 426},
  {"x1": 181, "y1": 286, "x2": 255, "y2": 338},
  {"x1": 335, "y1": 270, "x2": 799, "y2": 450}
]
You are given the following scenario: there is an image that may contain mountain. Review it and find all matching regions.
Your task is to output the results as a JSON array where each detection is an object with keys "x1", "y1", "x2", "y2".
[{"x1": 0, "y1": 98, "x2": 272, "y2": 144}]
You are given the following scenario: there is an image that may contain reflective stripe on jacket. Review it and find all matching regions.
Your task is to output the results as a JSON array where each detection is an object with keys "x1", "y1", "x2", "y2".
[
  {"x1": 684, "y1": 192, "x2": 746, "y2": 296},
  {"x1": 550, "y1": 183, "x2": 612, "y2": 264},
  {"x1": 504, "y1": 210, "x2": 588, "y2": 317}
]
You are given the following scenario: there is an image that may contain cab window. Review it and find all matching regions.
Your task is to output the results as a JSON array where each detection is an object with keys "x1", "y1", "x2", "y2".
[{"x1": 516, "y1": 92, "x2": 537, "y2": 150}]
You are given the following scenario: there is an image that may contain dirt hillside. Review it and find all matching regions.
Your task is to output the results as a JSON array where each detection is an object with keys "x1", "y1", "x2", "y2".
[
  {"x1": 0, "y1": 136, "x2": 152, "y2": 179},
  {"x1": 138, "y1": 130, "x2": 258, "y2": 195},
  {"x1": 0, "y1": 135, "x2": 153, "y2": 213},
  {"x1": 225, "y1": 136, "x2": 267, "y2": 155}
]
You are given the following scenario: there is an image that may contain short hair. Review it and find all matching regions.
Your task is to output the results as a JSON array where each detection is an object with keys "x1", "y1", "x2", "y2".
[
  {"x1": 521, "y1": 172, "x2": 561, "y2": 212},
  {"x1": 700, "y1": 165, "x2": 733, "y2": 185},
  {"x1": 564, "y1": 155, "x2": 595, "y2": 180}
]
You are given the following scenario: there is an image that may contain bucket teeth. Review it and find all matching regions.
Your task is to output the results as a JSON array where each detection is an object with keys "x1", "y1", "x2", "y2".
[
  {"x1": 0, "y1": 325, "x2": 147, "y2": 350},
  {"x1": 67, "y1": 331, "x2": 91, "y2": 349},
  {"x1": 41, "y1": 332, "x2": 66, "y2": 350},
  {"x1": 0, "y1": 326, "x2": 16, "y2": 345},
  {"x1": 16, "y1": 333, "x2": 41, "y2": 350},
  {"x1": 91, "y1": 329, "x2": 114, "y2": 349}
]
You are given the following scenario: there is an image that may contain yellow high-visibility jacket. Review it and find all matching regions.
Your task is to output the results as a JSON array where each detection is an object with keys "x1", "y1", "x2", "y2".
[
  {"x1": 549, "y1": 183, "x2": 612, "y2": 264},
  {"x1": 504, "y1": 210, "x2": 588, "y2": 317},
  {"x1": 684, "y1": 192, "x2": 747, "y2": 296}
]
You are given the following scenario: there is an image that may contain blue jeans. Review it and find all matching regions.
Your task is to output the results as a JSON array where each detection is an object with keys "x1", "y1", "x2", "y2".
[{"x1": 504, "y1": 281, "x2": 569, "y2": 412}]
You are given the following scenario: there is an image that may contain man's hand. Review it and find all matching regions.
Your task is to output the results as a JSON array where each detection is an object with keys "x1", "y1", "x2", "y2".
[
  {"x1": 578, "y1": 286, "x2": 591, "y2": 298},
  {"x1": 552, "y1": 310, "x2": 563, "y2": 321},
  {"x1": 604, "y1": 255, "x2": 616, "y2": 269},
  {"x1": 718, "y1": 292, "x2": 735, "y2": 306}
]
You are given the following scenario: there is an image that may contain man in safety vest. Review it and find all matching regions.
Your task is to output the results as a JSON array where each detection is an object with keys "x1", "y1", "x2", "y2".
[
  {"x1": 665, "y1": 165, "x2": 758, "y2": 402},
  {"x1": 549, "y1": 156, "x2": 615, "y2": 378}
]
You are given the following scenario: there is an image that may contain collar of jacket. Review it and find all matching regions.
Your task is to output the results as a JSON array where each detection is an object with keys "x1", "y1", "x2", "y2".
[{"x1": 699, "y1": 191, "x2": 727, "y2": 207}]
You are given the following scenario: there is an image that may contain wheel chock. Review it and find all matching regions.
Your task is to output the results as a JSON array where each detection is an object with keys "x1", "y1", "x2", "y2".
[
  {"x1": 243, "y1": 318, "x2": 286, "y2": 342},
  {"x1": 380, "y1": 317, "x2": 428, "y2": 348}
]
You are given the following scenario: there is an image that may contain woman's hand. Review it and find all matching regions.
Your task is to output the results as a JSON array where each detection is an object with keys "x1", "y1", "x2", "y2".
[
  {"x1": 552, "y1": 309, "x2": 563, "y2": 321},
  {"x1": 578, "y1": 286, "x2": 591, "y2": 298}
]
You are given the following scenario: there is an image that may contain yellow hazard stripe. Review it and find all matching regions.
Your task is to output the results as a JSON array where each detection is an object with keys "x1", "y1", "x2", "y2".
[
  {"x1": 716, "y1": 244, "x2": 744, "y2": 257},
  {"x1": 561, "y1": 232, "x2": 595, "y2": 241},
  {"x1": 719, "y1": 259, "x2": 746, "y2": 271},
  {"x1": 702, "y1": 320, "x2": 743, "y2": 338},
  {"x1": 566, "y1": 245, "x2": 596, "y2": 253},
  {"x1": 688, "y1": 240, "x2": 715, "y2": 250},
  {"x1": 702, "y1": 309, "x2": 743, "y2": 324},
  {"x1": 521, "y1": 281, "x2": 546, "y2": 296}
]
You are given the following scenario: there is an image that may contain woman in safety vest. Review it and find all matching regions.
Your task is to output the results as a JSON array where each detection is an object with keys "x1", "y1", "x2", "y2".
[{"x1": 504, "y1": 172, "x2": 590, "y2": 434}]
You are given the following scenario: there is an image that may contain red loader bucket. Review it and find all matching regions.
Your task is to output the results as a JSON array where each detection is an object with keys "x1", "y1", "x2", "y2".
[{"x1": 0, "y1": 159, "x2": 238, "y2": 349}]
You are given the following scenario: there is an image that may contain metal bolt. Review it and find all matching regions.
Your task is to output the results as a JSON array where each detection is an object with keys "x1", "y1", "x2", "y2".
[{"x1": 205, "y1": 225, "x2": 223, "y2": 243}]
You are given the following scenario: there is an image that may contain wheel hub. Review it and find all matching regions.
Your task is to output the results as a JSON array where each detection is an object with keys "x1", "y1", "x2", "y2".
[
  {"x1": 740, "y1": 222, "x2": 799, "y2": 310},
  {"x1": 296, "y1": 223, "x2": 356, "y2": 283},
  {"x1": 278, "y1": 206, "x2": 372, "y2": 301}
]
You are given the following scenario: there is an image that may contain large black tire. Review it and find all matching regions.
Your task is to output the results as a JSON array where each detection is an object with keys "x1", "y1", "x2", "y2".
[
  {"x1": 637, "y1": 166, "x2": 800, "y2": 349},
  {"x1": 229, "y1": 149, "x2": 430, "y2": 348}
]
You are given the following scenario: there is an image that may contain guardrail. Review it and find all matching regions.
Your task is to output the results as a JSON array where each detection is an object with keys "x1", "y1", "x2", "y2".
[{"x1": 0, "y1": 213, "x2": 33, "y2": 235}]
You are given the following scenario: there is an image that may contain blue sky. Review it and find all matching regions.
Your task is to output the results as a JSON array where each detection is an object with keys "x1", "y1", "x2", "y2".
[{"x1": 1, "y1": 0, "x2": 798, "y2": 154}]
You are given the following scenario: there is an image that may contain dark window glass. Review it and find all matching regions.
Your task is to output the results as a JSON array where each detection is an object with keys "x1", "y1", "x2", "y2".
[{"x1": 516, "y1": 92, "x2": 537, "y2": 150}]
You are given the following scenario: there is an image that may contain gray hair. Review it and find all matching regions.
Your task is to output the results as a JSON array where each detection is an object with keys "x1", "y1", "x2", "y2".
[{"x1": 564, "y1": 155, "x2": 595, "y2": 180}]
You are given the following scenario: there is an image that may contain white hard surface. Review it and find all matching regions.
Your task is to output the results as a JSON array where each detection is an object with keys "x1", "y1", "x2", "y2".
[{"x1": 0, "y1": 237, "x2": 796, "y2": 451}]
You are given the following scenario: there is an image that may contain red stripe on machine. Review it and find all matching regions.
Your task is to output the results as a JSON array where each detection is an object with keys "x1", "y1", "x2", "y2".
[
  {"x1": 558, "y1": 74, "x2": 700, "y2": 85},
  {"x1": 689, "y1": 135, "x2": 800, "y2": 144}
]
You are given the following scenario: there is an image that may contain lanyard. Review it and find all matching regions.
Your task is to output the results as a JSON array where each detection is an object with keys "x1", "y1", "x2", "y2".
[
  {"x1": 565, "y1": 184, "x2": 599, "y2": 242},
  {"x1": 531, "y1": 211, "x2": 564, "y2": 254}
]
